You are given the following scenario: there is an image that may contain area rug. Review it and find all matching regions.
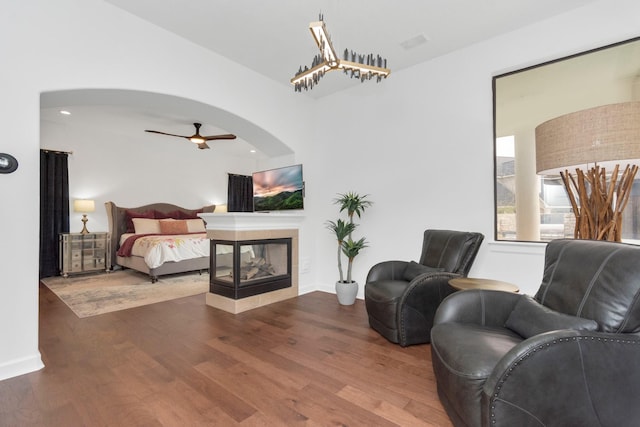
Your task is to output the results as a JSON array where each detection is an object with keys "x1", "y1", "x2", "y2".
[{"x1": 40, "y1": 270, "x2": 209, "y2": 318}]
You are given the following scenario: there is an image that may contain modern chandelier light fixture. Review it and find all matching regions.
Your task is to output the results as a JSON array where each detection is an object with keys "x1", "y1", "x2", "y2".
[{"x1": 291, "y1": 13, "x2": 391, "y2": 92}]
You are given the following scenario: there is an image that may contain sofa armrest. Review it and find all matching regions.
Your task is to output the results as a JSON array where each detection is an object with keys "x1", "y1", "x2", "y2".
[
  {"x1": 482, "y1": 330, "x2": 640, "y2": 427},
  {"x1": 434, "y1": 289, "x2": 521, "y2": 328},
  {"x1": 395, "y1": 272, "x2": 460, "y2": 345},
  {"x1": 366, "y1": 260, "x2": 409, "y2": 282},
  {"x1": 402, "y1": 272, "x2": 460, "y2": 308}
]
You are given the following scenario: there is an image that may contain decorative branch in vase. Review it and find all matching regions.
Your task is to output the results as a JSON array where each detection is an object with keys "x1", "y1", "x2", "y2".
[{"x1": 326, "y1": 192, "x2": 372, "y2": 305}]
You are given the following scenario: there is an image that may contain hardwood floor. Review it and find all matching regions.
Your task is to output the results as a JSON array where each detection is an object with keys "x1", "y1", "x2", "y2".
[{"x1": 0, "y1": 284, "x2": 453, "y2": 426}]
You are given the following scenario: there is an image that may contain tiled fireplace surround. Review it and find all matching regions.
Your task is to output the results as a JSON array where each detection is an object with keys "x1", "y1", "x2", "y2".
[{"x1": 199, "y1": 212, "x2": 303, "y2": 314}]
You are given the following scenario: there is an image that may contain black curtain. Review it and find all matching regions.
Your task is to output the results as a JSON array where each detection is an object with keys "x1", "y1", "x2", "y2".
[
  {"x1": 39, "y1": 150, "x2": 70, "y2": 278},
  {"x1": 227, "y1": 173, "x2": 253, "y2": 212}
]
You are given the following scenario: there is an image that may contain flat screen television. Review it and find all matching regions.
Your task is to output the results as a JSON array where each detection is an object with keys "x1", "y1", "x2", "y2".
[{"x1": 252, "y1": 164, "x2": 304, "y2": 212}]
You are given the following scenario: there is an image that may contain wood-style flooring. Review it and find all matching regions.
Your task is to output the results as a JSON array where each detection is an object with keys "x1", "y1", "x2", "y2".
[{"x1": 0, "y1": 284, "x2": 453, "y2": 426}]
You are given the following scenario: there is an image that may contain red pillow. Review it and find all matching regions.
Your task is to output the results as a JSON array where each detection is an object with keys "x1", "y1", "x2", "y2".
[
  {"x1": 153, "y1": 210, "x2": 171, "y2": 219},
  {"x1": 125, "y1": 210, "x2": 155, "y2": 233},
  {"x1": 159, "y1": 219, "x2": 189, "y2": 234},
  {"x1": 162, "y1": 209, "x2": 203, "y2": 220}
]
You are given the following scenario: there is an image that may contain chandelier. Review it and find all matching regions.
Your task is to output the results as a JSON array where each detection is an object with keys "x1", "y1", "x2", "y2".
[{"x1": 291, "y1": 14, "x2": 391, "y2": 92}]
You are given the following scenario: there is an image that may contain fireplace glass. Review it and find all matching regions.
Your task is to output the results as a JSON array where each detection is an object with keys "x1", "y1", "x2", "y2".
[{"x1": 210, "y1": 238, "x2": 292, "y2": 299}]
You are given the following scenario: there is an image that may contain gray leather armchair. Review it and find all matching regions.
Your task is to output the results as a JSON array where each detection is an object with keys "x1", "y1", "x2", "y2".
[
  {"x1": 364, "y1": 229, "x2": 484, "y2": 346},
  {"x1": 431, "y1": 239, "x2": 640, "y2": 427}
]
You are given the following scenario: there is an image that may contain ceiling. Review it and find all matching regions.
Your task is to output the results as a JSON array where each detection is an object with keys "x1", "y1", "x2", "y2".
[
  {"x1": 42, "y1": 0, "x2": 598, "y2": 157},
  {"x1": 104, "y1": 0, "x2": 596, "y2": 98}
]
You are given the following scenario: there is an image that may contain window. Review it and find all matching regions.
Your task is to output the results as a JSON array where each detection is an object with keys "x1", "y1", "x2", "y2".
[{"x1": 493, "y1": 37, "x2": 640, "y2": 242}]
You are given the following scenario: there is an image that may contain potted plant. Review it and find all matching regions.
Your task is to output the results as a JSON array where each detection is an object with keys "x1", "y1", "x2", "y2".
[{"x1": 326, "y1": 192, "x2": 372, "y2": 305}]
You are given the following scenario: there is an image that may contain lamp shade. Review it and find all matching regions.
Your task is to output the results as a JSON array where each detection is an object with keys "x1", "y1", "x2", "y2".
[
  {"x1": 74, "y1": 199, "x2": 95, "y2": 213},
  {"x1": 535, "y1": 101, "x2": 640, "y2": 175}
]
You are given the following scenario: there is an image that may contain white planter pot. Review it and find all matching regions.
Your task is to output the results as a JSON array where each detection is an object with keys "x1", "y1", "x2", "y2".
[{"x1": 335, "y1": 281, "x2": 358, "y2": 305}]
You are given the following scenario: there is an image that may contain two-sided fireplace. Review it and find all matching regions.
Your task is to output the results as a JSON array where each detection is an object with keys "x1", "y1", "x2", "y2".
[
  {"x1": 199, "y1": 212, "x2": 303, "y2": 313},
  {"x1": 210, "y1": 238, "x2": 292, "y2": 299}
]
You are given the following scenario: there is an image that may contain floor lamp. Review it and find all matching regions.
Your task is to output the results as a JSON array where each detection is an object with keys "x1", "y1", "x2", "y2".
[{"x1": 535, "y1": 101, "x2": 640, "y2": 242}]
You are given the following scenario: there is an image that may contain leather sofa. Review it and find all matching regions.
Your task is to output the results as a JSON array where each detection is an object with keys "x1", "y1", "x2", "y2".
[
  {"x1": 430, "y1": 239, "x2": 640, "y2": 427},
  {"x1": 364, "y1": 229, "x2": 484, "y2": 346}
]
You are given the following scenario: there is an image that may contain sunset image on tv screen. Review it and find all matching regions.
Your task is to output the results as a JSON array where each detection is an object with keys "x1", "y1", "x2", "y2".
[{"x1": 253, "y1": 165, "x2": 304, "y2": 211}]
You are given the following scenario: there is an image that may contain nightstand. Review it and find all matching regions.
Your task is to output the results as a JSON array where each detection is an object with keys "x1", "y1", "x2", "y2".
[{"x1": 59, "y1": 232, "x2": 111, "y2": 277}]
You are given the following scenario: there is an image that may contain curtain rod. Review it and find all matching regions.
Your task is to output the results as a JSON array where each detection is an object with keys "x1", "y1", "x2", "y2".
[{"x1": 41, "y1": 148, "x2": 73, "y2": 155}]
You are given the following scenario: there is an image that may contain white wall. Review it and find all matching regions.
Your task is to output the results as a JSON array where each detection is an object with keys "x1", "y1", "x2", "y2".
[
  {"x1": 308, "y1": 0, "x2": 640, "y2": 297},
  {"x1": 41, "y1": 118, "x2": 258, "y2": 234},
  {"x1": 1, "y1": 0, "x2": 639, "y2": 381},
  {"x1": 0, "y1": 0, "x2": 313, "y2": 381}
]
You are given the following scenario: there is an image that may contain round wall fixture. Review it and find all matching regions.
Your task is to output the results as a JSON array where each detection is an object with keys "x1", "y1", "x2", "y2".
[{"x1": 0, "y1": 153, "x2": 18, "y2": 174}]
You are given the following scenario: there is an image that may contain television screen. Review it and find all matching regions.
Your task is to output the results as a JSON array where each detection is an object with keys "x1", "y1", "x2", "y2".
[{"x1": 252, "y1": 164, "x2": 304, "y2": 212}]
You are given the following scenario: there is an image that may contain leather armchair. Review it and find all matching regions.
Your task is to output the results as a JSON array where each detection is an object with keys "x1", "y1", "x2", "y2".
[
  {"x1": 431, "y1": 239, "x2": 640, "y2": 427},
  {"x1": 364, "y1": 229, "x2": 484, "y2": 346}
]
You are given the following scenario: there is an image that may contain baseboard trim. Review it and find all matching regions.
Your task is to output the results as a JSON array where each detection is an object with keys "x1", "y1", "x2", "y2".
[
  {"x1": 311, "y1": 282, "x2": 364, "y2": 300},
  {"x1": 0, "y1": 352, "x2": 44, "y2": 381},
  {"x1": 298, "y1": 283, "x2": 316, "y2": 295}
]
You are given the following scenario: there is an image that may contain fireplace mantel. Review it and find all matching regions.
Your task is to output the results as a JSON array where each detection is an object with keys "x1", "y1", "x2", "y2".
[{"x1": 199, "y1": 212, "x2": 304, "y2": 231}]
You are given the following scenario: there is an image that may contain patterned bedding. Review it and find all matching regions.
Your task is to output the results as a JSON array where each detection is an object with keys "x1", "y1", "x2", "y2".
[
  {"x1": 119, "y1": 233, "x2": 210, "y2": 269},
  {"x1": 117, "y1": 233, "x2": 251, "y2": 270}
]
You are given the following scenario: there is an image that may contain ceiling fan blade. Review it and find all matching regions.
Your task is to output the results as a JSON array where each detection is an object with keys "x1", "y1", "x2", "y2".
[
  {"x1": 203, "y1": 134, "x2": 237, "y2": 141},
  {"x1": 146, "y1": 124, "x2": 231, "y2": 150},
  {"x1": 145, "y1": 130, "x2": 189, "y2": 139}
]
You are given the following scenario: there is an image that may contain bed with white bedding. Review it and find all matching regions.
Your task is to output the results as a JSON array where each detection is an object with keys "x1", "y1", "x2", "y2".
[{"x1": 105, "y1": 201, "x2": 216, "y2": 282}]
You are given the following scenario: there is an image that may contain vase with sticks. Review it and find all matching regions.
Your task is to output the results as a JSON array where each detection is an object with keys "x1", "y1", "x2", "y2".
[{"x1": 560, "y1": 164, "x2": 638, "y2": 241}]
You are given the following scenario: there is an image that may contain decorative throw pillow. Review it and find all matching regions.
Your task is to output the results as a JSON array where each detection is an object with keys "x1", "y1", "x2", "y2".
[
  {"x1": 153, "y1": 210, "x2": 171, "y2": 220},
  {"x1": 162, "y1": 209, "x2": 203, "y2": 220},
  {"x1": 159, "y1": 219, "x2": 189, "y2": 234},
  {"x1": 125, "y1": 210, "x2": 155, "y2": 233},
  {"x1": 185, "y1": 219, "x2": 206, "y2": 233},
  {"x1": 132, "y1": 218, "x2": 161, "y2": 234},
  {"x1": 402, "y1": 261, "x2": 444, "y2": 281},
  {"x1": 505, "y1": 295, "x2": 599, "y2": 338}
]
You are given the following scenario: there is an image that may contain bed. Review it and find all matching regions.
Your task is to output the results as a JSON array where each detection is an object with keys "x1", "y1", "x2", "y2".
[{"x1": 105, "y1": 201, "x2": 216, "y2": 282}]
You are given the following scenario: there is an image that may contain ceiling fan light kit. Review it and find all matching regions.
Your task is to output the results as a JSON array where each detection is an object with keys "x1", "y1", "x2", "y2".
[
  {"x1": 145, "y1": 122, "x2": 236, "y2": 150},
  {"x1": 291, "y1": 13, "x2": 391, "y2": 92}
]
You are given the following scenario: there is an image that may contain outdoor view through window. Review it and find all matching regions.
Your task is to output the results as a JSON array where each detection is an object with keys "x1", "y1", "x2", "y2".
[{"x1": 494, "y1": 37, "x2": 640, "y2": 243}]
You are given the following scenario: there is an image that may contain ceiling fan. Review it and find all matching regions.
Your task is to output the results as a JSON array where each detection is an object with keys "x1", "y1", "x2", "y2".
[{"x1": 145, "y1": 122, "x2": 236, "y2": 150}]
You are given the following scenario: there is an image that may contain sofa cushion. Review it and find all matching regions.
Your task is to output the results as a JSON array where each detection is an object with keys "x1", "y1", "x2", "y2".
[
  {"x1": 431, "y1": 323, "x2": 523, "y2": 427},
  {"x1": 535, "y1": 239, "x2": 640, "y2": 333},
  {"x1": 432, "y1": 323, "x2": 523, "y2": 379},
  {"x1": 419, "y1": 230, "x2": 484, "y2": 275},
  {"x1": 505, "y1": 295, "x2": 599, "y2": 338},
  {"x1": 365, "y1": 280, "x2": 408, "y2": 303},
  {"x1": 402, "y1": 261, "x2": 443, "y2": 281}
]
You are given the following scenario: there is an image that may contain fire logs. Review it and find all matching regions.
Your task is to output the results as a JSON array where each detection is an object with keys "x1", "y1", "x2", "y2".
[{"x1": 231, "y1": 257, "x2": 276, "y2": 281}]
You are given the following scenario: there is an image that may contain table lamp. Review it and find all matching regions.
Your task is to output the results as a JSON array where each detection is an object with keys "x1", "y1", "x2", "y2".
[{"x1": 74, "y1": 199, "x2": 95, "y2": 234}]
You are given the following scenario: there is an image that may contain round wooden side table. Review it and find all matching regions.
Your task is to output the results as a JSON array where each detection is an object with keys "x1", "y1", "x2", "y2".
[{"x1": 449, "y1": 277, "x2": 520, "y2": 293}]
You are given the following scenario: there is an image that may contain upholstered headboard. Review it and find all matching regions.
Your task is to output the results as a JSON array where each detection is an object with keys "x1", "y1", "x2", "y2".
[{"x1": 104, "y1": 201, "x2": 216, "y2": 269}]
